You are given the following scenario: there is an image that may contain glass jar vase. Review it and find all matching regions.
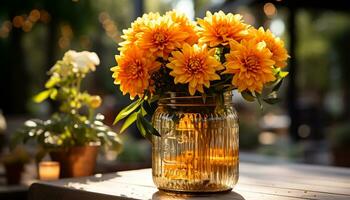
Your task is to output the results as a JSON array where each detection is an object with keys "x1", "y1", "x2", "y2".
[{"x1": 152, "y1": 91, "x2": 239, "y2": 193}]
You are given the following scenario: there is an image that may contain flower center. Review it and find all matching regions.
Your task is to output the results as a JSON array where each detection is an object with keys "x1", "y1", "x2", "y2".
[
  {"x1": 217, "y1": 26, "x2": 229, "y2": 36},
  {"x1": 129, "y1": 60, "x2": 144, "y2": 78},
  {"x1": 153, "y1": 32, "x2": 167, "y2": 45},
  {"x1": 187, "y1": 57, "x2": 203, "y2": 74},
  {"x1": 215, "y1": 23, "x2": 233, "y2": 40},
  {"x1": 243, "y1": 56, "x2": 260, "y2": 72}
]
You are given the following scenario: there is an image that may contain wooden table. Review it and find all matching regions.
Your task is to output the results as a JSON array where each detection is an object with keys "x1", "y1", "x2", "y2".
[{"x1": 28, "y1": 162, "x2": 350, "y2": 200}]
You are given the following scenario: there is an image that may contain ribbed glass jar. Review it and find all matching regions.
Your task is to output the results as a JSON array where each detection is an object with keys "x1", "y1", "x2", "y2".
[{"x1": 152, "y1": 91, "x2": 239, "y2": 193}]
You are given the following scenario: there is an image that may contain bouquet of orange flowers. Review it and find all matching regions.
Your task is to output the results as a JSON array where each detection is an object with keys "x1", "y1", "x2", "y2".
[{"x1": 111, "y1": 10, "x2": 289, "y2": 139}]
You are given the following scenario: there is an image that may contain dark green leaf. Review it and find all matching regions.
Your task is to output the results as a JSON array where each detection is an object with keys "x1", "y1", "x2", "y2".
[
  {"x1": 142, "y1": 101, "x2": 155, "y2": 116},
  {"x1": 113, "y1": 99, "x2": 143, "y2": 125},
  {"x1": 272, "y1": 79, "x2": 283, "y2": 92},
  {"x1": 136, "y1": 113, "x2": 152, "y2": 142},
  {"x1": 267, "y1": 91, "x2": 278, "y2": 98},
  {"x1": 256, "y1": 93, "x2": 263, "y2": 110},
  {"x1": 136, "y1": 111, "x2": 160, "y2": 142},
  {"x1": 263, "y1": 97, "x2": 281, "y2": 104},
  {"x1": 148, "y1": 95, "x2": 159, "y2": 103},
  {"x1": 138, "y1": 112, "x2": 160, "y2": 137},
  {"x1": 241, "y1": 91, "x2": 255, "y2": 102},
  {"x1": 263, "y1": 91, "x2": 281, "y2": 104},
  {"x1": 33, "y1": 90, "x2": 51, "y2": 103}
]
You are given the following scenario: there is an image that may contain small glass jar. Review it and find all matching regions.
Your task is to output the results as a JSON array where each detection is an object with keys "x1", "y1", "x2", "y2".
[{"x1": 152, "y1": 91, "x2": 239, "y2": 193}]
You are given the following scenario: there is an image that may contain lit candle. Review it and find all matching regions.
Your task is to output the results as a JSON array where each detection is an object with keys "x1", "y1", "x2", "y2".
[{"x1": 39, "y1": 161, "x2": 60, "y2": 181}]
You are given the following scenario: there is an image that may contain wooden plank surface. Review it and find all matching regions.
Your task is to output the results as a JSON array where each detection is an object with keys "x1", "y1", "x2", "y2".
[{"x1": 28, "y1": 162, "x2": 350, "y2": 200}]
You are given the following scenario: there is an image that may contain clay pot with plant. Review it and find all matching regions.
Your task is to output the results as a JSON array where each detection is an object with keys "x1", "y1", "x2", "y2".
[
  {"x1": 12, "y1": 50, "x2": 122, "y2": 178},
  {"x1": 1, "y1": 147, "x2": 30, "y2": 185}
]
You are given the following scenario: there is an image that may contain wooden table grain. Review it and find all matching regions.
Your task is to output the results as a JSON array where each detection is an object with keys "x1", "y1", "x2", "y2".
[{"x1": 28, "y1": 162, "x2": 350, "y2": 200}]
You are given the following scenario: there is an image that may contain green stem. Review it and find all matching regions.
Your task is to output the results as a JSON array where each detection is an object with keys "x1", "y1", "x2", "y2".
[
  {"x1": 76, "y1": 77, "x2": 82, "y2": 93},
  {"x1": 88, "y1": 107, "x2": 94, "y2": 121}
]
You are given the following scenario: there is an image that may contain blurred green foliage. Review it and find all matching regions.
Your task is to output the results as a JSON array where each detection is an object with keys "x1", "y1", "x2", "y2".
[{"x1": 297, "y1": 10, "x2": 350, "y2": 92}]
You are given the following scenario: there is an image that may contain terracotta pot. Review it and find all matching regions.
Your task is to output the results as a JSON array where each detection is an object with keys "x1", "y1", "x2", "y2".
[
  {"x1": 50, "y1": 146, "x2": 98, "y2": 178},
  {"x1": 4, "y1": 162, "x2": 24, "y2": 185}
]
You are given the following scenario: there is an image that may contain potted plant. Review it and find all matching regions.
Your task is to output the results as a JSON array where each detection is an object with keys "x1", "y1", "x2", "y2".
[
  {"x1": 13, "y1": 50, "x2": 122, "y2": 178},
  {"x1": 1, "y1": 147, "x2": 30, "y2": 185},
  {"x1": 110, "y1": 10, "x2": 289, "y2": 193}
]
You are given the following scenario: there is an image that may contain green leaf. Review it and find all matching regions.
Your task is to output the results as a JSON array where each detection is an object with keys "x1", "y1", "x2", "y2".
[
  {"x1": 263, "y1": 91, "x2": 281, "y2": 104},
  {"x1": 139, "y1": 112, "x2": 160, "y2": 137},
  {"x1": 33, "y1": 90, "x2": 51, "y2": 103},
  {"x1": 120, "y1": 107, "x2": 146, "y2": 134},
  {"x1": 113, "y1": 99, "x2": 143, "y2": 125},
  {"x1": 120, "y1": 112, "x2": 137, "y2": 133},
  {"x1": 142, "y1": 101, "x2": 151, "y2": 115},
  {"x1": 136, "y1": 111, "x2": 160, "y2": 142},
  {"x1": 256, "y1": 93, "x2": 263, "y2": 110},
  {"x1": 136, "y1": 113, "x2": 152, "y2": 142},
  {"x1": 272, "y1": 79, "x2": 283, "y2": 92},
  {"x1": 267, "y1": 91, "x2": 278, "y2": 98},
  {"x1": 50, "y1": 88, "x2": 58, "y2": 100},
  {"x1": 279, "y1": 71, "x2": 289, "y2": 78},
  {"x1": 241, "y1": 91, "x2": 255, "y2": 102},
  {"x1": 272, "y1": 67, "x2": 280, "y2": 75},
  {"x1": 263, "y1": 97, "x2": 281, "y2": 104},
  {"x1": 148, "y1": 95, "x2": 159, "y2": 103},
  {"x1": 142, "y1": 101, "x2": 158, "y2": 116}
]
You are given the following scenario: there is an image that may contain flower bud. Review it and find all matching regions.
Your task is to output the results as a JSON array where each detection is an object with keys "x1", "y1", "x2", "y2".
[{"x1": 90, "y1": 96, "x2": 102, "y2": 108}]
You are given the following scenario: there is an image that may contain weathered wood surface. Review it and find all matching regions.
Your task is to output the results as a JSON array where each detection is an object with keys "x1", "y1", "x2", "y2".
[{"x1": 29, "y1": 162, "x2": 350, "y2": 200}]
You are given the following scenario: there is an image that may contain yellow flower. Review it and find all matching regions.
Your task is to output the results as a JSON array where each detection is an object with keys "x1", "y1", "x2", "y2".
[
  {"x1": 119, "y1": 12, "x2": 160, "y2": 51},
  {"x1": 89, "y1": 95, "x2": 102, "y2": 108},
  {"x1": 223, "y1": 40, "x2": 276, "y2": 93},
  {"x1": 197, "y1": 11, "x2": 250, "y2": 47},
  {"x1": 250, "y1": 27, "x2": 289, "y2": 68},
  {"x1": 111, "y1": 48, "x2": 161, "y2": 99},
  {"x1": 167, "y1": 43, "x2": 223, "y2": 95},
  {"x1": 137, "y1": 17, "x2": 189, "y2": 58},
  {"x1": 165, "y1": 10, "x2": 198, "y2": 45}
]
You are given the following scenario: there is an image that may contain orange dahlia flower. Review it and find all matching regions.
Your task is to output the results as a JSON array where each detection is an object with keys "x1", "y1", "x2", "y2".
[
  {"x1": 111, "y1": 48, "x2": 161, "y2": 99},
  {"x1": 137, "y1": 17, "x2": 189, "y2": 58},
  {"x1": 251, "y1": 27, "x2": 289, "y2": 68},
  {"x1": 119, "y1": 12, "x2": 160, "y2": 51},
  {"x1": 167, "y1": 43, "x2": 223, "y2": 95},
  {"x1": 197, "y1": 11, "x2": 250, "y2": 47},
  {"x1": 165, "y1": 10, "x2": 198, "y2": 45},
  {"x1": 223, "y1": 40, "x2": 276, "y2": 93}
]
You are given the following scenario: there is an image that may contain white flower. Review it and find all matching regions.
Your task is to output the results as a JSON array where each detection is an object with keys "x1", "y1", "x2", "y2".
[
  {"x1": 0, "y1": 112, "x2": 6, "y2": 132},
  {"x1": 24, "y1": 120, "x2": 37, "y2": 127},
  {"x1": 63, "y1": 50, "x2": 100, "y2": 74}
]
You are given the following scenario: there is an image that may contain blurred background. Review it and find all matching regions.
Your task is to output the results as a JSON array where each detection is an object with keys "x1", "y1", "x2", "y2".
[{"x1": 1, "y1": 0, "x2": 350, "y2": 188}]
